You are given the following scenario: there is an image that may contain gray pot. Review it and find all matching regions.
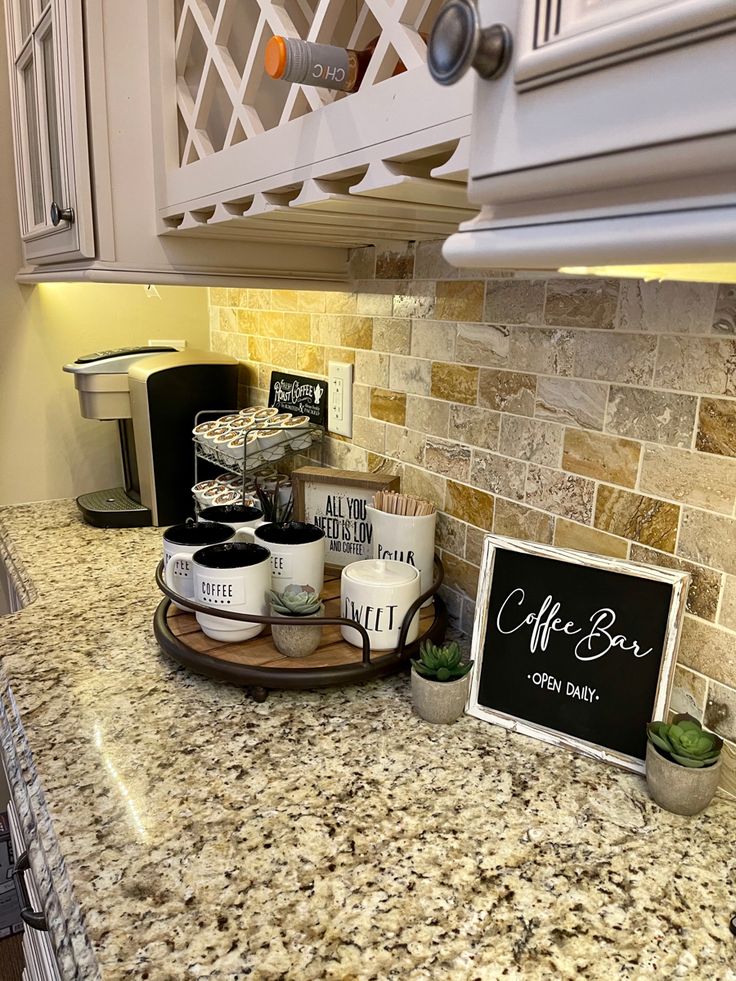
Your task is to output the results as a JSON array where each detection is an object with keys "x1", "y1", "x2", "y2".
[
  {"x1": 645, "y1": 741, "x2": 722, "y2": 816},
  {"x1": 270, "y1": 608, "x2": 323, "y2": 658},
  {"x1": 411, "y1": 667, "x2": 470, "y2": 724}
]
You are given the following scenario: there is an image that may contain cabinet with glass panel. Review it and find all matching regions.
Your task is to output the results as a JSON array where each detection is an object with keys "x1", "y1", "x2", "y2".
[{"x1": 3, "y1": 0, "x2": 93, "y2": 263}]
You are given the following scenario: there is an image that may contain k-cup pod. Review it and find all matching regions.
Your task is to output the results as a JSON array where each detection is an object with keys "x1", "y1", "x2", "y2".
[
  {"x1": 167, "y1": 541, "x2": 272, "y2": 643},
  {"x1": 366, "y1": 506, "x2": 436, "y2": 608},
  {"x1": 341, "y1": 559, "x2": 420, "y2": 651},
  {"x1": 214, "y1": 473, "x2": 240, "y2": 487},
  {"x1": 253, "y1": 406, "x2": 279, "y2": 420},
  {"x1": 217, "y1": 414, "x2": 241, "y2": 425},
  {"x1": 230, "y1": 414, "x2": 254, "y2": 430},
  {"x1": 257, "y1": 428, "x2": 286, "y2": 460},
  {"x1": 162, "y1": 518, "x2": 237, "y2": 611},
  {"x1": 211, "y1": 489, "x2": 241, "y2": 507},
  {"x1": 212, "y1": 428, "x2": 238, "y2": 458},
  {"x1": 239, "y1": 406, "x2": 261, "y2": 416},
  {"x1": 192, "y1": 421, "x2": 220, "y2": 441}
]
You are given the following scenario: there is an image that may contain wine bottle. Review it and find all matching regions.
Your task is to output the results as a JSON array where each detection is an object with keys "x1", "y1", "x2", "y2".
[{"x1": 265, "y1": 35, "x2": 404, "y2": 93}]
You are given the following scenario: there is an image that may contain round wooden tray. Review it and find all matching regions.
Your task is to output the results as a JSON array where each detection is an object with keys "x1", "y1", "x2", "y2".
[{"x1": 153, "y1": 570, "x2": 447, "y2": 700}]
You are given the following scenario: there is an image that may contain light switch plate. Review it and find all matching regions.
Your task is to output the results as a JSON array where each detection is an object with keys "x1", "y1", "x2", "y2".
[{"x1": 328, "y1": 361, "x2": 353, "y2": 438}]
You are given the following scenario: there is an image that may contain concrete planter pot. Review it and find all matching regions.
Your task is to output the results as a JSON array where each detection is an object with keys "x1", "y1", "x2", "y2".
[
  {"x1": 645, "y1": 742, "x2": 722, "y2": 816},
  {"x1": 270, "y1": 609, "x2": 323, "y2": 658},
  {"x1": 411, "y1": 668, "x2": 470, "y2": 724}
]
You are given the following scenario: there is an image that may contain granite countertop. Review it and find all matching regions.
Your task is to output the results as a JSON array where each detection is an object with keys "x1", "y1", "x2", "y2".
[{"x1": 0, "y1": 500, "x2": 734, "y2": 981}]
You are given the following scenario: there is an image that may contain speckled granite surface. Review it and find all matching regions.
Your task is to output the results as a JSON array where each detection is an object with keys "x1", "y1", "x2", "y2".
[{"x1": 0, "y1": 500, "x2": 734, "y2": 981}]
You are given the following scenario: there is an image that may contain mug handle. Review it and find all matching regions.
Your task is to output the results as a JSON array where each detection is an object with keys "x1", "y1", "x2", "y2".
[{"x1": 164, "y1": 550, "x2": 192, "y2": 599}]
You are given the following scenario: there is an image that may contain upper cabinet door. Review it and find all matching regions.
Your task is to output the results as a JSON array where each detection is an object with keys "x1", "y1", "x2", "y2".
[{"x1": 4, "y1": 0, "x2": 94, "y2": 263}]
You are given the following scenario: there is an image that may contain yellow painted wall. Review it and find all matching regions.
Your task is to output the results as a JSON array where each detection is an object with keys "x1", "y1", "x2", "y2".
[{"x1": 0, "y1": 18, "x2": 209, "y2": 506}]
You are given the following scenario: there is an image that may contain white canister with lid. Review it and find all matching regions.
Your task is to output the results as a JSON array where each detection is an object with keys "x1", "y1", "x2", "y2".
[{"x1": 340, "y1": 559, "x2": 421, "y2": 651}]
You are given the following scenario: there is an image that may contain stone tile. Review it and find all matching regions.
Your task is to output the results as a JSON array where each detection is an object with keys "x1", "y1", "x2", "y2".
[
  {"x1": 270, "y1": 338, "x2": 297, "y2": 369},
  {"x1": 562, "y1": 430, "x2": 640, "y2": 488},
  {"x1": 348, "y1": 246, "x2": 375, "y2": 280},
  {"x1": 705, "y1": 681, "x2": 736, "y2": 743},
  {"x1": 384, "y1": 425, "x2": 425, "y2": 466},
  {"x1": 678, "y1": 509, "x2": 736, "y2": 576},
  {"x1": 235, "y1": 309, "x2": 256, "y2": 333},
  {"x1": 248, "y1": 336, "x2": 271, "y2": 363},
  {"x1": 493, "y1": 500, "x2": 554, "y2": 544},
  {"x1": 595, "y1": 486, "x2": 679, "y2": 553},
  {"x1": 242, "y1": 287, "x2": 268, "y2": 309},
  {"x1": 525, "y1": 466, "x2": 595, "y2": 522},
  {"x1": 499, "y1": 416, "x2": 563, "y2": 467},
  {"x1": 371, "y1": 318, "x2": 412, "y2": 355},
  {"x1": 456, "y1": 324, "x2": 575, "y2": 375},
  {"x1": 324, "y1": 291, "x2": 358, "y2": 314},
  {"x1": 629, "y1": 545, "x2": 722, "y2": 621},
  {"x1": 296, "y1": 344, "x2": 325, "y2": 375},
  {"x1": 424, "y1": 437, "x2": 472, "y2": 480},
  {"x1": 470, "y1": 449, "x2": 526, "y2": 500},
  {"x1": 455, "y1": 322, "x2": 509, "y2": 367},
  {"x1": 696, "y1": 398, "x2": 736, "y2": 458},
  {"x1": 401, "y1": 465, "x2": 446, "y2": 510},
  {"x1": 389, "y1": 355, "x2": 432, "y2": 395},
  {"x1": 477, "y1": 369, "x2": 536, "y2": 416},
  {"x1": 721, "y1": 739, "x2": 736, "y2": 800},
  {"x1": 414, "y1": 240, "x2": 458, "y2": 280},
  {"x1": 441, "y1": 552, "x2": 480, "y2": 599},
  {"x1": 484, "y1": 279, "x2": 546, "y2": 325},
  {"x1": 357, "y1": 292, "x2": 394, "y2": 317},
  {"x1": 310, "y1": 313, "x2": 336, "y2": 344},
  {"x1": 282, "y1": 313, "x2": 312, "y2": 341},
  {"x1": 553, "y1": 519, "x2": 628, "y2": 558},
  {"x1": 669, "y1": 666, "x2": 708, "y2": 721},
  {"x1": 712, "y1": 284, "x2": 736, "y2": 334},
  {"x1": 445, "y1": 480, "x2": 494, "y2": 528},
  {"x1": 370, "y1": 388, "x2": 406, "y2": 426},
  {"x1": 605, "y1": 386, "x2": 698, "y2": 447},
  {"x1": 431, "y1": 363, "x2": 479, "y2": 404},
  {"x1": 392, "y1": 283, "x2": 436, "y2": 319},
  {"x1": 655, "y1": 337, "x2": 736, "y2": 395},
  {"x1": 322, "y1": 435, "x2": 368, "y2": 471},
  {"x1": 465, "y1": 525, "x2": 486, "y2": 565},
  {"x1": 353, "y1": 384, "x2": 371, "y2": 418},
  {"x1": 719, "y1": 576, "x2": 736, "y2": 631},
  {"x1": 354, "y1": 351, "x2": 390, "y2": 388},
  {"x1": 617, "y1": 281, "x2": 717, "y2": 333},
  {"x1": 375, "y1": 245, "x2": 414, "y2": 280},
  {"x1": 439, "y1": 584, "x2": 464, "y2": 629},
  {"x1": 352, "y1": 416, "x2": 385, "y2": 454},
  {"x1": 535, "y1": 377, "x2": 608, "y2": 430},
  {"x1": 434, "y1": 281, "x2": 485, "y2": 322},
  {"x1": 219, "y1": 307, "x2": 238, "y2": 331},
  {"x1": 339, "y1": 316, "x2": 373, "y2": 349},
  {"x1": 405, "y1": 396, "x2": 449, "y2": 437},
  {"x1": 447, "y1": 405, "x2": 500, "y2": 450},
  {"x1": 297, "y1": 290, "x2": 327, "y2": 314},
  {"x1": 573, "y1": 332, "x2": 657, "y2": 385},
  {"x1": 436, "y1": 512, "x2": 467, "y2": 557},
  {"x1": 324, "y1": 346, "x2": 355, "y2": 366},
  {"x1": 209, "y1": 286, "x2": 228, "y2": 305},
  {"x1": 410, "y1": 320, "x2": 456, "y2": 361},
  {"x1": 639, "y1": 445, "x2": 736, "y2": 515},
  {"x1": 211, "y1": 330, "x2": 249, "y2": 362},
  {"x1": 544, "y1": 278, "x2": 619, "y2": 329},
  {"x1": 677, "y1": 615, "x2": 736, "y2": 689},
  {"x1": 271, "y1": 289, "x2": 300, "y2": 312}
]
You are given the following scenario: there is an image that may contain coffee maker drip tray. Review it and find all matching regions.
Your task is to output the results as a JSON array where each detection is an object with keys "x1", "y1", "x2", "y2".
[{"x1": 76, "y1": 488, "x2": 151, "y2": 528}]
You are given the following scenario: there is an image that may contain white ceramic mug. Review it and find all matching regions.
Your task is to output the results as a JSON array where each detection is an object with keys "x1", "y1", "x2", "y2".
[
  {"x1": 341, "y1": 559, "x2": 421, "y2": 651},
  {"x1": 235, "y1": 521, "x2": 325, "y2": 593},
  {"x1": 162, "y1": 519, "x2": 237, "y2": 611},
  {"x1": 165, "y1": 541, "x2": 271, "y2": 643},
  {"x1": 198, "y1": 503, "x2": 264, "y2": 532},
  {"x1": 366, "y1": 506, "x2": 436, "y2": 607}
]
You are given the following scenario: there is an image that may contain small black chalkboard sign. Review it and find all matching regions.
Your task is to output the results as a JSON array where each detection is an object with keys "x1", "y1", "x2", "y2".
[
  {"x1": 467, "y1": 536, "x2": 689, "y2": 773},
  {"x1": 269, "y1": 371, "x2": 327, "y2": 426}
]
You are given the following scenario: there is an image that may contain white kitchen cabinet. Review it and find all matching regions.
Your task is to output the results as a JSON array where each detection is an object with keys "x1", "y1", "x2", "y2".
[
  {"x1": 437, "y1": 0, "x2": 736, "y2": 272},
  {"x1": 4, "y1": 0, "x2": 93, "y2": 264}
]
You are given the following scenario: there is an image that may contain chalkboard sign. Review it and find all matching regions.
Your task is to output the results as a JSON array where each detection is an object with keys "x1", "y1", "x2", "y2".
[
  {"x1": 269, "y1": 371, "x2": 328, "y2": 425},
  {"x1": 467, "y1": 536, "x2": 688, "y2": 773}
]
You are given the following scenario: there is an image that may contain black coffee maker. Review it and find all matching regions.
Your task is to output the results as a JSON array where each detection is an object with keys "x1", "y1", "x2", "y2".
[{"x1": 63, "y1": 348, "x2": 238, "y2": 527}]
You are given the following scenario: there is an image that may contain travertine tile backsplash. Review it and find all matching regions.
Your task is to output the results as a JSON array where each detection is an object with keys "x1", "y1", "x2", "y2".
[{"x1": 209, "y1": 244, "x2": 736, "y2": 796}]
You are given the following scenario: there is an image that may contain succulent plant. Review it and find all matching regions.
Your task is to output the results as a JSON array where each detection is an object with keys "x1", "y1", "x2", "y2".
[
  {"x1": 647, "y1": 714, "x2": 722, "y2": 768},
  {"x1": 255, "y1": 478, "x2": 293, "y2": 526},
  {"x1": 268, "y1": 583, "x2": 323, "y2": 617},
  {"x1": 412, "y1": 639, "x2": 473, "y2": 682}
]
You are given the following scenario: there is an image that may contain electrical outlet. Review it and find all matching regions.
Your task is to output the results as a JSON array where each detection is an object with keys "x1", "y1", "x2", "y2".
[
  {"x1": 148, "y1": 339, "x2": 186, "y2": 350},
  {"x1": 328, "y1": 361, "x2": 353, "y2": 438}
]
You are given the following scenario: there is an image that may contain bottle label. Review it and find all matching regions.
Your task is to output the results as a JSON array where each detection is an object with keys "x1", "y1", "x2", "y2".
[{"x1": 283, "y1": 39, "x2": 352, "y2": 92}]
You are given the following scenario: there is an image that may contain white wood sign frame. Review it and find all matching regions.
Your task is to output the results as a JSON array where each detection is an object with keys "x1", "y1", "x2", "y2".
[{"x1": 467, "y1": 535, "x2": 689, "y2": 774}]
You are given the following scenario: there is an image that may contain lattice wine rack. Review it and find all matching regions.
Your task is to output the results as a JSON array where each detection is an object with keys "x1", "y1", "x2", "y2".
[{"x1": 155, "y1": 0, "x2": 475, "y2": 247}]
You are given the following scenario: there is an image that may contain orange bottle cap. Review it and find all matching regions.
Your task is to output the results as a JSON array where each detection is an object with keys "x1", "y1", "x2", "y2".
[{"x1": 265, "y1": 36, "x2": 287, "y2": 79}]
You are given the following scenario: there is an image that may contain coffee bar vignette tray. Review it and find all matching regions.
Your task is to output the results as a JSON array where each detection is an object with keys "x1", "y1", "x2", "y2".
[{"x1": 153, "y1": 559, "x2": 447, "y2": 701}]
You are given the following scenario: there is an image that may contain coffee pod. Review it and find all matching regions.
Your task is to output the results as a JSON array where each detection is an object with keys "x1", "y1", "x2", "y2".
[
  {"x1": 257, "y1": 428, "x2": 286, "y2": 460},
  {"x1": 217, "y1": 414, "x2": 241, "y2": 425},
  {"x1": 239, "y1": 406, "x2": 261, "y2": 416},
  {"x1": 341, "y1": 559, "x2": 420, "y2": 651},
  {"x1": 267, "y1": 413, "x2": 293, "y2": 427},
  {"x1": 213, "y1": 429, "x2": 238, "y2": 458},
  {"x1": 162, "y1": 518, "x2": 237, "y2": 611},
  {"x1": 230, "y1": 415, "x2": 254, "y2": 430},
  {"x1": 253, "y1": 406, "x2": 279, "y2": 420},
  {"x1": 211, "y1": 488, "x2": 241, "y2": 507},
  {"x1": 192, "y1": 421, "x2": 220, "y2": 440},
  {"x1": 214, "y1": 473, "x2": 240, "y2": 487}
]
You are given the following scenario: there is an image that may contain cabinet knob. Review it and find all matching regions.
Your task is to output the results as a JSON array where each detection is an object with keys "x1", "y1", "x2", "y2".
[
  {"x1": 428, "y1": 0, "x2": 512, "y2": 85},
  {"x1": 50, "y1": 201, "x2": 75, "y2": 226},
  {"x1": 12, "y1": 850, "x2": 48, "y2": 932}
]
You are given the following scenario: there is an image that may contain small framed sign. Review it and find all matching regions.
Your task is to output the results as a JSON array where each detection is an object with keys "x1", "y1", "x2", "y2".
[
  {"x1": 292, "y1": 467, "x2": 400, "y2": 567},
  {"x1": 468, "y1": 536, "x2": 689, "y2": 773},
  {"x1": 269, "y1": 371, "x2": 328, "y2": 426}
]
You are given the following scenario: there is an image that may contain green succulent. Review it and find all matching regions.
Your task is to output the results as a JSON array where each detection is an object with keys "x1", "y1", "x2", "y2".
[
  {"x1": 255, "y1": 479, "x2": 293, "y2": 527},
  {"x1": 412, "y1": 639, "x2": 473, "y2": 682},
  {"x1": 647, "y1": 714, "x2": 722, "y2": 768},
  {"x1": 268, "y1": 583, "x2": 323, "y2": 617}
]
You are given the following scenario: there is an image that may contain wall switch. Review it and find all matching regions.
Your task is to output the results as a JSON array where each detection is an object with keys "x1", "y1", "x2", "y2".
[
  {"x1": 148, "y1": 339, "x2": 186, "y2": 350},
  {"x1": 328, "y1": 361, "x2": 353, "y2": 438}
]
